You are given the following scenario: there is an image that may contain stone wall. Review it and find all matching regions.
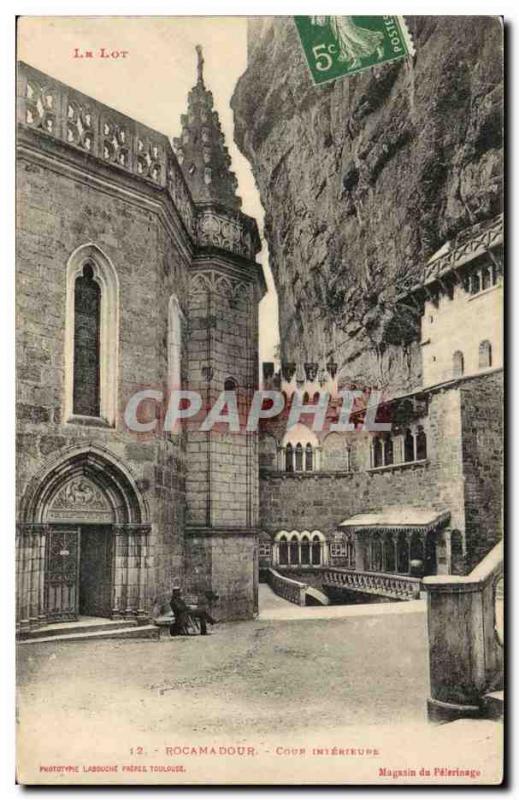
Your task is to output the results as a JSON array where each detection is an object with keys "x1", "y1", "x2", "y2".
[
  {"x1": 459, "y1": 370, "x2": 504, "y2": 568},
  {"x1": 421, "y1": 265, "x2": 503, "y2": 388},
  {"x1": 259, "y1": 384, "x2": 472, "y2": 559},
  {"x1": 16, "y1": 131, "x2": 190, "y2": 611},
  {"x1": 184, "y1": 259, "x2": 261, "y2": 619},
  {"x1": 186, "y1": 263, "x2": 259, "y2": 528},
  {"x1": 259, "y1": 373, "x2": 503, "y2": 573},
  {"x1": 184, "y1": 532, "x2": 258, "y2": 620}
]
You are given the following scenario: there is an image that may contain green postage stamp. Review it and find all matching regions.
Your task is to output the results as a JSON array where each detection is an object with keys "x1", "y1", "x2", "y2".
[{"x1": 294, "y1": 16, "x2": 415, "y2": 85}]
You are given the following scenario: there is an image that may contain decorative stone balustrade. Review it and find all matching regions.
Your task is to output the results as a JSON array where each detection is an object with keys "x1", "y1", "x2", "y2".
[
  {"x1": 422, "y1": 540, "x2": 504, "y2": 721},
  {"x1": 266, "y1": 567, "x2": 308, "y2": 606},
  {"x1": 17, "y1": 61, "x2": 260, "y2": 261},
  {"x1": 321, "y1": 567, "x2": 421, "y2": 601}
]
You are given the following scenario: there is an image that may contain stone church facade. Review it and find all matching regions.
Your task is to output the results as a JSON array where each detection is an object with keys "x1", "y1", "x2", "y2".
[{"x1": 16, "y1": 56, "x2": 265, "y2": 634}]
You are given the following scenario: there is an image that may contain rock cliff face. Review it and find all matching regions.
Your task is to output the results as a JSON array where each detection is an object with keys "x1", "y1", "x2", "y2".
[{"x1": 231, "y1": 16, "x2": 503, "y2": 393}]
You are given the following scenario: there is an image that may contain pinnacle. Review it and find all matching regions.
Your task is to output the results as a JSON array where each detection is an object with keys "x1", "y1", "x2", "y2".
[{"x1": 173, "y1": 46, "x2": 242, "y2": 210}]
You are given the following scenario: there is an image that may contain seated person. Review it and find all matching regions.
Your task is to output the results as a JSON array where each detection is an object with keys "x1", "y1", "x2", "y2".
[{"x1": 169, "y1": 587, "x2": 217, "y2": 636}]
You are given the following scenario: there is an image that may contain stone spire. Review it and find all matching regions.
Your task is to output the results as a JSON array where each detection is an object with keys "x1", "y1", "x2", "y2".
[{"x1": 173, "y1": 45, "x2": 242, "y2": 210}]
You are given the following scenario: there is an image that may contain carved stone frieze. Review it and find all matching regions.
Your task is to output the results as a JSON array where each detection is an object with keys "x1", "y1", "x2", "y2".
[
  {"x1": 189, "y1": 270, "x2": 252, "y2": 305},
  {"x1": 47, "y1": 477, "x2": 113, "y2": 522}
]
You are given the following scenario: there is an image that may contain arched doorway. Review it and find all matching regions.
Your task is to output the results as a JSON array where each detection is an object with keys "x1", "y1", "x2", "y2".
[{"x1": 17, "y1": 447, "x2": 150, "y2": 630}]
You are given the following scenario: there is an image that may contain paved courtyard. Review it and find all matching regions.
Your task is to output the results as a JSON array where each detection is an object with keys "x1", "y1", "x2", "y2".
[{"x1": 16, "y1": 588, "x2": 502, "y2": 784}]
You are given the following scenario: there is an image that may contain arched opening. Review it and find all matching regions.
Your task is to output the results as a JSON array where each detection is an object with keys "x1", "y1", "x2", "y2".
[
  {"x1": 289, "y1": 534, "x2": 299, "y2": 565},
  {"x1": 73, "y1": 263, "x2": 101, "y2": 417},
  {"x1": 301, "y1": 534, "x2": 311, "y2": 565},
  {"x1": 65, "y1": 244, "x2": 119, "y2": 426},
  {"x1": 479, "y1": 340, "x2": 492, "y2": 369},
  {"x1": 224, "y1": 376, "x2": 238, "y2": 391},
  {"x1": 416, "y1": 426, "x2": 427, "y2": 460},
  {"x1": 453, "y1": 350, "x2": 464, "y2": 378},
  {"x1": 278, "y1": 535, "x2": 288, "y2": 566},
  {"x1": 305, "y1": 443, "x2": 313, "y2": 471},
  {"x1": 282, "y1": 424, "x2": 320, "y2": 474},
  {"x1": 285, "y1": 443, "x2": 293, "y2": 472},
  {"x1": 295, "y1": 443, "x2": 304, "y2": 472},
  {"x1": 373, "y1": 437, "x2": 383, "y2": 468},
  {"x1": 404, "y1": 429, "x2": 415, "y2": 462},
  {"x1": 470, "y1": 272, "x2": 481, "y2": 295},
  {"x1": 311, "y1": 533, "x2": 322, "y2": 565},
  {"x1": 19, "y1": 446, "x2": 149, "y2": 626},
  {"x1": 481, "y1": 266, "x2": 491, "y2": 291}
]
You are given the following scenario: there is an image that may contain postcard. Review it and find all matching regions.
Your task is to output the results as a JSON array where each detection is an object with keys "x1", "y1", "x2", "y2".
[{"x1": 15, "y1": 14, "x2": 504, "y2": 785}]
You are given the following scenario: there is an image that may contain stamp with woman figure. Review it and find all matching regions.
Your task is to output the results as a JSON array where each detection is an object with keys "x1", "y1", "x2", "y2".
[{"x1": 295, "y1": 16, "x2": 415, "y2": 85}]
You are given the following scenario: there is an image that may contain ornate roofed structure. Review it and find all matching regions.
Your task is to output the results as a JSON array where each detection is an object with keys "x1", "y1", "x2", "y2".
[{"x1": 173, "y1": 45, "x2": 241, "y2": 210}]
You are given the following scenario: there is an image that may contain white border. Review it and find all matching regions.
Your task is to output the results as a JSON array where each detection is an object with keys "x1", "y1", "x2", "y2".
[{"x1": 2, "y1": 3, "x2": 515, "y2": 799}]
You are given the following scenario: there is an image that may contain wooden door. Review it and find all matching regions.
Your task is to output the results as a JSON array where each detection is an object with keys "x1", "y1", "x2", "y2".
[
  {"x1": 45, "y1": 526, "x2": 80, "y2": 621},
  {"x1": 79, "y1": 526, "x2": 113, "y2": 617}
]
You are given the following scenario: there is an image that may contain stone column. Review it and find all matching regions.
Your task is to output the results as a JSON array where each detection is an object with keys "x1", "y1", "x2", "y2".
[
  {"x1": 423, "y1": 542, "x2": 503, "y2": 721},
  {"x1": 16, "y1": 526, "x2": 22, "y2": 633},
  {"x1": 18, "y1": 525, "x2": 30, "y2": 632},
  {"x1": 125, "y1": 526, "x2": 136, "y2": 619},
  {"x1": 137, "y1": 525, "x2": 151, "y2": 623},
  {"x1": 38, "y1": 526, "x2": 48, "y2": 624},
  {"x1": 111, "y1": 524, "x2": 124, "y2": 619},
  {"x1": 28, "y1": 526, "x2": 41, "y2": 626}
]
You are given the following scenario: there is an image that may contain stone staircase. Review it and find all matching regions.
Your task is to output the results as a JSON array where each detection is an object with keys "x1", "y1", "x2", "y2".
[{"x1": 18, "y1": 617, "x2": 159, "y2": 644}]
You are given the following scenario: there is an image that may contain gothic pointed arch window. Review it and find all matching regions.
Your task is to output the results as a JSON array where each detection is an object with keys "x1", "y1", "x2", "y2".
[
  {"x1": 295, "y1": 443, "x2": 304, "y2": 472},
  {"x1": 305, "y1": 443, "x2": 313, "y2": 471},
  {"x1": 73, "y1": 264, "x2": 100, "y2": 417},
  {"x1": 281, "y1": 424, "x2": 319, "y2": 473},
  {"x1": 479, "y1": 340, "x2": 492, "y2": 369},
  {"x1": 285, "y1": 443, "x2": 294, "y2": 472},
  {"x1": 453, "y1": 350, "x2": 464, "y2": 378},
  {"x1": 65, "y1": 244, "x2": 119, "y2": 426}
]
